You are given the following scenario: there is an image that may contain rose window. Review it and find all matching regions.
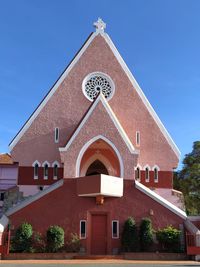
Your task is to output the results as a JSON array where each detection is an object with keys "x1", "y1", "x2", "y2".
[{"x1": 82, "y1": 72, "x2": 115, "y2": 101}]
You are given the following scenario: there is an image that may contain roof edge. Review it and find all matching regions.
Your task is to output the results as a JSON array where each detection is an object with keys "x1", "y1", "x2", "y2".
[{"x1": 135, "y1": 180, "x2": 187, "y2": 219}]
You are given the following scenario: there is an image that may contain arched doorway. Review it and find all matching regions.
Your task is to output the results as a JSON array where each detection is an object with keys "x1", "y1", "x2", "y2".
[
  {"x1": 77, "y1": 136, "x2": 122, "y2": 177},
  {"x1": 86, "y1": 160, "x2": 109, "y2": 176}
]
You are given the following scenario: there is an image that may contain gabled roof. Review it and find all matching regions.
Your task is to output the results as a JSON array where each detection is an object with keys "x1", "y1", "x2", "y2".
[
  {"x1": 9, "y1": 22, "x2": 180, "y2": 159},
  {"x1": 59, "y1": 93, "x2": 138, "y2": 154},
  {"x1": 0, "y1": 153, "x2": 16, "y2": 165}
]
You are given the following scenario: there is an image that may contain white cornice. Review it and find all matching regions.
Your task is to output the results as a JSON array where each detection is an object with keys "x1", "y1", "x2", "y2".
[
  {"x1": 103, "y1": 32, "x2": 180, "y2": 159},
  {"x1": 9, "y1": 28, "x2": 180, "y2": 159},
  {"x1": 135, "y1": 180, "x2": 187, "y2": 219},
  {"x1": 59, "y1": 93, "x2": 138, "y2": 155}
]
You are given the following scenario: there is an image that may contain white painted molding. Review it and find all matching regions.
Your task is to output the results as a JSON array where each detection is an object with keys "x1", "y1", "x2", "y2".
[
  {"x1": 75, "y1": 135, "x2": 124, "y2": 178},
  {"x1": 0, "y1": 215, "x2": 9, "y2": 233},
  {"x1": 143, "y1": 164, "x2": 151, "y2": 170},
  {"x1": 9, "y1": 27, "x2": 181, "y2": 160},
  {"x1": 152, "y1": 165, "x2": 160, "y2": 171},
  {"x1": 52, "y1": 160, "x2": 60, "y2": 167},
  {"x1": 135, "y1": 163, "x2": 142, "y2": 170},
  {"x1": 79, "y1": 220, "x2": 87, "y2": 239},
  {"x1": 135, "y1": 180, "x2": 187, "y2": 219},
  {"x1": 112, "y1": 220, "x2": 119, "y2": 239},
  {"x1": 6, "y1": 180, "x2": 64, "y2": 216},
  {"x1": 103, "y1": 32, "x2": 180, "y2": 159},
  {"x1": 32, "y1": 160, "x2": 41, "y2": 167},
  {"x1": 9, "y1": 32, "x2": 98, "y2": 151},
  {"x1": 59, "y1": 93, "x2": 138, "y2": 155},
  {"x1": 42, "y1": 161, "x2": 50, "y2": 167}
]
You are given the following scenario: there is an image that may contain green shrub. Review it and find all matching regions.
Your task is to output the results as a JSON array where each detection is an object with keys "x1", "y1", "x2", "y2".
[
  {"x1": 11, "y1": 222, "x2": 33, "y2": 252},
  {"x1": 121, "y1": 217, "x2": 139, "y2": 252},
  {"x1": 156, "y1": 225, "x2": 181, "y2": 252},
  {"x1": 66, "y1": 233, "x2": 81, "y2": 252},
  {"x1": 46, "y1": 225, "x2": 64, "y2": 252},
  {"x1": 139, "y1": 218, "x2": 153, "y2": 251},
  {"x1": 32, "y1": 232, "x2": 46, "y2": 253}
]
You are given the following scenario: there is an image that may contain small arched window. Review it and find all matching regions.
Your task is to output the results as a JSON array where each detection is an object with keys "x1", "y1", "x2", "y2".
[
  {"x1": 42, "y1": 161, "x2": 50, "y2": 179},
  {"x1": 153, "y1": 166, "x2": 159, "y2": 183},
  {"x1": 53, "y1": 164, "x2": 58, "y2": 180},
  {"x1": 145, "y1": 167, "x2": 150, "y2": 182},
  {"x1": 135, "y1": 167, "x2": 141, "y2": 181},
  {"x1": 32, "y1": 161, "x2": 40, "y2": 179}
]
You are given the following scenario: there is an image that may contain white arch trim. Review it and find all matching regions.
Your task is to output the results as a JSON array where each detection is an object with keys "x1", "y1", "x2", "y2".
[
  {"x1": 152, "y1": 165, "x2": 160, "y2": 171},
  {"x1": 134, "y1": 163, "x2": 142, "y2": 170},
  {"x1": 32, "y1": 160, "x2": 41, "y2": 167},
  {"x1": 143, "y1": 164, "x2": 151, "y2": 171},
  {"x1": 42, "y1": 161, "x2": 50, "y2": 167},
  {"x1": 76, "y1": 135, "x2": 124, "y2": 178},
  {"x1": 52, "y1": 160, "x2": 60, "y2": 167},
  {"x1": 80, "y1": 154, "x2": 117, "y2": 177}
]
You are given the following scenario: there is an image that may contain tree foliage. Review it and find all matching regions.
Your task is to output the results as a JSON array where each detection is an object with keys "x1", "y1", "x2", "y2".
[
  {"x1": 11, "y1": 222, "x2": 33, "y2": 252},
  {"x1": 121, "y1": 217, "x2": 139, "y2": 252},
  {"x1": 174, "y1": 141, "x2": 200, "y2": 215},
  {"x1": 139, "y1": 218, "x2": 153, "y2": 251},
  {"x1": 46, "y1": 225, "x2": 64, "y2": 252}
]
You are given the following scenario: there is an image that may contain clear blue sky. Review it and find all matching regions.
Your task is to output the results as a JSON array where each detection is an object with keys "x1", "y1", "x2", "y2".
[{"x1": 1, "y1": 0, "x2": 200, "y2": 169}]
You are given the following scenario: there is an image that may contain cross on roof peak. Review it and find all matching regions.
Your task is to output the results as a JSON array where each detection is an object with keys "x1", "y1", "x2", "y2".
[{"x1": 93, "y1": 18, "x2": 106, "y2": 33}]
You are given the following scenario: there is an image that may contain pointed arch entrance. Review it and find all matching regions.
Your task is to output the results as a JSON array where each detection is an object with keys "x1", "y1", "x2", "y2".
[{"x1": 76, "y1": 135, "x2": 123, "y2": 177}]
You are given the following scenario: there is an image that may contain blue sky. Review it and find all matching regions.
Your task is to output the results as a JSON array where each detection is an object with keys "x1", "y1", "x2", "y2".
[{"x1": 0, "y1": 0, "x2": 200, "y2": 169}]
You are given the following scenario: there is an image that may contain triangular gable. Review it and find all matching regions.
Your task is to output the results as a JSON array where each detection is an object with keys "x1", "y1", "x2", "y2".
[
  {"x1": 9, "y1": 21, "x2": 180, "y2": 159},
  {"x1": 59, "y1": 93, "x2": 138, "y2": 154}
]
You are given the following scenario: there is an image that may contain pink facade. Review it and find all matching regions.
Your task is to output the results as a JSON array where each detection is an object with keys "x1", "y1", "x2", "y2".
[{"x1": 0, "y1": 19, "x2": 192, "y2": 255}]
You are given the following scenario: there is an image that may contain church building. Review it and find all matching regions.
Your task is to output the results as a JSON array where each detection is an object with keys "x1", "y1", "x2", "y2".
[{"x1": 0, "y1": 19, "x2": 192, "y2": 255}]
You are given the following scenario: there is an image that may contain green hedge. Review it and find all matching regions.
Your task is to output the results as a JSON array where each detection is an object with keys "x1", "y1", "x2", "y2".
[
  {"x1": 46, "y1": 225, "x2": 64, "y2": 252},
  {"x1": 121, "y1": 217, "x2": 139, "y2": 252},
  {"x1": 139, "y1": 218, "x2": 153, "y2": 251}
]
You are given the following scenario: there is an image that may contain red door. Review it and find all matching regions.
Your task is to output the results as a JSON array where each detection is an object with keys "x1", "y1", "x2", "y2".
[{"x1": 91, "y1": 214, "x2": 107, "y2": 254}]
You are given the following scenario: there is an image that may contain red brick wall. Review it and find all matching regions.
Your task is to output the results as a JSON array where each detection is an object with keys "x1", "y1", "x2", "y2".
[
  {"x1": 139, "y1": 170, "x2": 173, "y2": 188},
  {"x1": 18, "y1": 167, "x2": 63, "y2": 185},
  {"x1": 9, "y1": 179, "x2": 184, "y2": 254}
]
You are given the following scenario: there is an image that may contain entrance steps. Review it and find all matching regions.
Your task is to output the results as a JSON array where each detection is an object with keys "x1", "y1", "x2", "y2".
[{"x1": 74, "y1": 254, "x2": 124, "y2": 259}]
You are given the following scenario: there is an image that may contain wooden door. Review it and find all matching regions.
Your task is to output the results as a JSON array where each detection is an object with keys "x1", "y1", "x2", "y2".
[{"x1": 91, "y1": 214, "x2": 107, "y2": 254}]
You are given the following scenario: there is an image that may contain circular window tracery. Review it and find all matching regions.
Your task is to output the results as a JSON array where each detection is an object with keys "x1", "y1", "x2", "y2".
[{"x1": 82, "y1": 72, "x2": 115, "y2": 101}]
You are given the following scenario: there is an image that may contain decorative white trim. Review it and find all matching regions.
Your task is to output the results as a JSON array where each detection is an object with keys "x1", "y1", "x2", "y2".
[
  {"x1": 6, "y1": 180, "x2": 64, "y2": 216},
  {"x1": 0, "y1": 215, "x2": 9, "y2": 233},
  {"x1": 9, "y1": 27, "x2": 181, "y2": 160},
  {"x1": 135, "y1": 180, "x2": 187, "y2": 219},
  {"x1": 112, "y1": 220, "x2": 119, "y2": 239},
  {"x1": 52, "y1": 161, "x2": 60, "y2": 167},
  {"x1": 80, "y1": 220, "x2": 87, "y2": 239},
  {"x1": 9, "y1": 32, "x2": 98, "y2": 151},
  {"x1": 42, "y1": 161, "x2": 50, "y2": 167},
  {"x1": 32, "y1": 160, "x2": 41, "y2": 167},
  {"x1": 59, "y1": 93, "x2": 137, "y2": 155},
  {"x1": 143, "y1": 164, "x2": 151, "y2": 170},
  {"x1": 143, "y1": 164, "x2": 150, "y2": 182},
  {"x1": 152, "y1": 165, "x2": 160, "y2": 183},
  {"x1": 103, "y1": 32, "x2": 180, "y2": 159},
  {"x1": 80, "y1": 154, "x2": 113, "y2": 177},
  {"x1": 75, "y1": 135, "x2": 124, "y2": 178},
  {"x1": 54, "y1": 127, "x2": 59, "y2": 143},
  {"x1": 42, "y1": 161, "x2": 50, "y2": 180},
  {"x1": 82, "y1": 72, "x2": 115, "y2": 101},
  {"x1": 135, "y1": 164, "x2": 141, "y2": 181}
]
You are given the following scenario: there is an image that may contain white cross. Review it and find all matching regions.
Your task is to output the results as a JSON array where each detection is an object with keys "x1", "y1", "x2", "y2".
[{"x1": 93, "y1": 18, "x2": 106, "y2": 33}]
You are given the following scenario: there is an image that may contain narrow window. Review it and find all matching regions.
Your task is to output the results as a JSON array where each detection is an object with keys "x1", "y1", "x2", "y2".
[
  {"x1": 0, "y1": 192, "x2": 5, "y2": 201},
  {"x1": 135, "y1": 167, "x2": 140, "y2": 181},
  {"x1": 53, "y1": 164, "x2": 58, "y2": 180},
  {"x1": 44, "y1": 164, "x2": 49, "y2": 179},
  {"x1": 55, "y1": 127, "x2": 59, "y2": 143},
  {"x1": 34, "y1": 163, "x2": 39, "y2": 179},
  {"x1": 145, "y1": 167, "x2": 149, "y2": 182},
  {"x1": 80, "y1": 220, "x2": 86, "y2": 239},
  {"x1": 112, "y1": 220, "x2": 119, "y2": 238},
  {"x1": 154, "y1": 168, "x2": 158, "y2": 183},
  {"x1": 136, "y1": 131, "x2": 140, "y2": 146}
]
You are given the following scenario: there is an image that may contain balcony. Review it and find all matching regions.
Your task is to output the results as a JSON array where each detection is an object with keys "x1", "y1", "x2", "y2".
[{"x1": 77, "y1": 174, "x2": 123, "y2": 198}]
